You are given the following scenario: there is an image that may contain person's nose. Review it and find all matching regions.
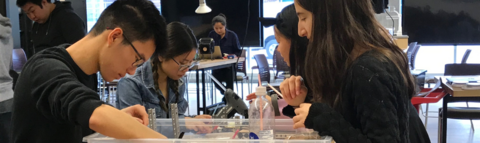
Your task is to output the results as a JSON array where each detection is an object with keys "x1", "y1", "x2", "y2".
[
  {"x1": 127, "y1": 66, "x2": 137, "y2": 75},
  {"x1": 298, "y1": 28, "x2": 308, "y2": 38}
]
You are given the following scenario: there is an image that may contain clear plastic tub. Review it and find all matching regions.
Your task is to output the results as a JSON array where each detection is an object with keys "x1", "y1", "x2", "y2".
[{"x1": 84, "y1": 119, "x2": 333, "y2": 143}]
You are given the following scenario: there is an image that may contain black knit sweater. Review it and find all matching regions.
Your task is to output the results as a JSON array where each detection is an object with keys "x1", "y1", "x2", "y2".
[{"x1": 284, "y1": 50, "x2": 430, "y2": 143}]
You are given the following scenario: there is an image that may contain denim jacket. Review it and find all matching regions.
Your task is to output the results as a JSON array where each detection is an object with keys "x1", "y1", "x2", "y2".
[{"x1": 116, "y1": 60, "x2": 188, "y2": 119}]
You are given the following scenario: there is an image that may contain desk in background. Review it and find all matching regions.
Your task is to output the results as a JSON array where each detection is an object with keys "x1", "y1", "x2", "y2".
[
  {"x1": 191, "y1": 58, "x2": 245, "y2": 115},
  {"x1": 437, "y1": 76, "x2": 480, "y2": 143},
  {"x1": 394, "y1": 35, "x2": 409, "y2": 50}
]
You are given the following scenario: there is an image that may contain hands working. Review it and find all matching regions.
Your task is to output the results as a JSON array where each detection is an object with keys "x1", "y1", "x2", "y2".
[
  {"x1": 121, "y1": 104, "x2": 150, "y2": 126},
  {"x1": 280, "y1": 76, "x2": 308, "y2": 107},
  {"x1": 185, "y1": 115, "x2": 214, "y2": 134},
  {"x1": 293, "y1": 103, "x2": 312, "y2": 129}
]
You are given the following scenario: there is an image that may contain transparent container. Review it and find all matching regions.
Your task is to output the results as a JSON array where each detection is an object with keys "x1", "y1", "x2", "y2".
[
  {"x1": 249, "y1": 86, "x2": 275, "y2": 139},
  {"x1": 83, "y1": 119, "x2": 333, "y2": 143}
]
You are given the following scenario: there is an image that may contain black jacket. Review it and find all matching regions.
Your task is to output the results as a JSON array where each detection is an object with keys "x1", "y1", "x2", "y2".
[
  {"x1": 283, "y1": 50, "x2": 430, "y2": 143},
  {"x1": 28, "y1": 1, "x2": 86, "y2": 58},
  {"x1": 12, "y1": 45, "x2": 101, "y2": 143}
]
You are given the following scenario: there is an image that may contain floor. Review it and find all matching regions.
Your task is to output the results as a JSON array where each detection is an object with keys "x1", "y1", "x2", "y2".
[
  {"x1": 104, "y1": 79, "x2": 480, "y2": 143},
  {"x1": 419, "y1": 101, "x2": 480, "y2": 143}
]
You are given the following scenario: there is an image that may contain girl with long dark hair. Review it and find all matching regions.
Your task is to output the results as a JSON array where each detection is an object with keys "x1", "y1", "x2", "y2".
[
  {"x1": 288, "y1": 0, "x2": 430, "y2": 142},
  {"x1": 247, "y1": 4, "x2": 311, "y2": 117}
]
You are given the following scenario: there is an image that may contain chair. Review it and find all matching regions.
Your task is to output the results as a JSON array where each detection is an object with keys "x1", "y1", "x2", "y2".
[
  {"x1": 439, "y1": 63, "x2": 480, "y2": 138},
  {"x1": 235, "y1": 50, "x2": 249, "y2": 97},
  {"x1": 421, "y1": 50, "x2": 477, "y2": 129},
  {"x1": 410, "y1": 45, "x2": 421, "y2": 70},
  {"x1": 254, "y1": 54, "x2": 271, "y2": 84},
  {"x1": 12, "y1": 48, "x2": 27, "y2": 72},
  {"x1": 273, "y1": 46, "x2": 290, "y2": 81},
  {"x1": 461, "y1": 49, "x2": 472, "y2": 64},
  {"x1": 250, "y1": 54, "x2": 274, "y2": 91},
  {"x1": 406, "y1": 42, "x2": 418, "y2": 70}
]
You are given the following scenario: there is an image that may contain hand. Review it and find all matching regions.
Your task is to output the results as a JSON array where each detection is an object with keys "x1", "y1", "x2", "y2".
[
  {"x1": 246, "y1": 93, "x2": 271, "y2": 104},
  {"x1": 121, "y1": 104, "x2": 149, "y2": 126},
  {"x1": 292, "y1": 103, "x2": 312, "y2": 129},
  {"x1": 246, "y1": 93, "x2": 257, "y2": 101},
  {"x1": 280, "y1": 75, "x2": 308, "y2": 106},
  {"x1": 185, "y1": 115, "x2": 213, "y2": 134},
  {"x1": 194, "y1": 114, "x2": 212, "y2": 119}
]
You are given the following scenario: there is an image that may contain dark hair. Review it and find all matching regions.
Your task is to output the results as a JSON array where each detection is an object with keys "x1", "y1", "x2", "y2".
[
  {"x1": 17, "y1": 0, "x2": 51, "y2": 8},
  {"x1": 151, "y1": 22, "x2": 197, "y2": 111},
  {"x1": 296, "y1": 0, "x2": 415, "y2": 107},
  {"x1": 212, "y1": 13, "x2": 227, "y2": 27},
  {"x1": 90, "y1": 0, "x2": 167, "y2": 54},
  {"x1": 275, "y1": 4, "x2": 308, "y2": 77}
]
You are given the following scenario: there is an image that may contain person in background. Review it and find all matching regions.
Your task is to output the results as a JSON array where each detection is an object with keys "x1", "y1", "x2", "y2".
[
  {"x1": 117, "y1": 22, "x2": 213, "y2": 137},
  {"x1": 208, "y1": 13, "x2": 241, "y2": 95},
  {"x1": 17, "y1": 0, "x2": 95, "y2": 137},
  {"x1": 247, "y1": 4, "x2": 310, "y2": 117},
  {"x1": 17, "y1": 0, "x2": 86, "y2": 58},
  {"x1": 11, "y1": 0, "x2": 169, "y2": 142},
  {"x1": 0, "y1": 14, "x2": 13, "y2": 143},
  {"x1": 286, "y1": 0, "x2": 430, "y2": 142}
]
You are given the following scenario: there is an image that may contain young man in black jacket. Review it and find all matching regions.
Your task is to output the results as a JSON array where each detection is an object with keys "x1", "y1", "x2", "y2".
[
  {"x1": 11, "y1": 0, "x2": 169, "y2": 142},
  {"x1": 17, "y1": 0, "x2": 86, "y2": 58}
]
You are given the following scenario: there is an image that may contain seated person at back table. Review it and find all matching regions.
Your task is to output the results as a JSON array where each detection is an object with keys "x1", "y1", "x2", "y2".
[
  {"x1": 117, "y1": 22, "x2": 212, "y2": 137},
  {"x1": 208, "y1": 13, "x2": 241, "y2": 95}
]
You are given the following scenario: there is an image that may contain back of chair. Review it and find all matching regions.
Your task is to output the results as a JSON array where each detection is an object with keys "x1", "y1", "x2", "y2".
[
  {"x1": 254, "y1": 54, "x2": 271, "y2": 83},
  {"x1": 274, "y1": 48, "x2": 289, "y2": 72},
  {"x1": 237, "y1": 50, "x2": 247, "y2": 75},
  {"x1": 461, "y1": 49, "x2": 472, "y2": 64},
  {"x1": 12, "y1": 48, "x2": 27, "y2": 72},
  {"x1": 444, "y1": 64, "x2": 480, "y2": 76},
  {"x1": 410, "y1": 45, "x2": 421, "y2": 70},
  {"x1": 406, "y1": 42, "x2": 418, "y2": 57}
]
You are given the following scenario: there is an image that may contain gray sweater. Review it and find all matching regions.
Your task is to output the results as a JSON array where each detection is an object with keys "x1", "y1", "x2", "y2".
[{"x1": 0, "y1": 14, "x2": 13, "y2": 103}]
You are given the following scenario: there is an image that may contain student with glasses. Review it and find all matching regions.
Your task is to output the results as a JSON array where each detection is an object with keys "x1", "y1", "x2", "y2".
[
  {"x1": 11, "y1": 0, "x2": 169, "y2": 142},
  {"x1": 117, "y1": 22, "x2": 213, "y2": 137}
]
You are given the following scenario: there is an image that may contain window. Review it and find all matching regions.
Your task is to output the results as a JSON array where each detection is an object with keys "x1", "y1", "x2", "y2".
[
  {"x1": 86, "y1": 0, "x2": 161, "y2": 32},
  {"x1": 415, "y1": 46, "x2": 455, "y2": 74},
  {"x1": 247, "y1": 0, "x2": 294, "y2": 73}
]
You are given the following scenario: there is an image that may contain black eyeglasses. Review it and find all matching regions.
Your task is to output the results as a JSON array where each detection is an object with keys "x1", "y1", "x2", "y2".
[
  {"x1": 172, "y1": 58, "x2": 197, "y2": 71},
  {"x1": 122, "y1": 36, "x2": 145, "y2": 67},
  {"x1": 106, "y1": 27, "x2": 145, "y2": 67}
]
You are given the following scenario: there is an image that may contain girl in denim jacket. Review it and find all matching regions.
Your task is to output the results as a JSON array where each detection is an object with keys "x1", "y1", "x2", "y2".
[{"x1": 117, "y1": 22, "x2": 212, "y2": 137}]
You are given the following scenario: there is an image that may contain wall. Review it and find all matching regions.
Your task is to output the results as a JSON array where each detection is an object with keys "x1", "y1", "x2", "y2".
[{"x1": 66, "y1": 0, "x2": 87, "y2": 25}]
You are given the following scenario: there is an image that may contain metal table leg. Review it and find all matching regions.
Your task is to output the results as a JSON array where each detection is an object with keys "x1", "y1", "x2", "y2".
[
  {"x1": 196, "y1": 69, "x2": 200, "y2": 115},
  {"x1": 202, "y1": 69, "x2": 206, "y2": 114},
  {"x1": 440, "y1": 95, "x2": 449, "y2": 143}
]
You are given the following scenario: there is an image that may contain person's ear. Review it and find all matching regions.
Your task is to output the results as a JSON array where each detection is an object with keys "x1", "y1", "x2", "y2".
[
  {"x1": 41, "y1": 0, "x2": 48, "y2": 8},
  {"x1": 107, "y1": 28, "x2": 124, "y2": 48},
  {"x1": 158, "y1": 56, "x2": 164, "y2": 62}
]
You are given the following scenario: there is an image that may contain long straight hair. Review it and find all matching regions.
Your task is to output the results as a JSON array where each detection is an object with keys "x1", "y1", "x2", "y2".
[
  {"x1": 296, "y1": 0, "x2": 416, "y2": 107},
  {"x1": 275, "y1": 4, "x2": 309, "y2": 77},
  {"x1": 151, "y1": 22, "x2": 198, "y2": 111}
]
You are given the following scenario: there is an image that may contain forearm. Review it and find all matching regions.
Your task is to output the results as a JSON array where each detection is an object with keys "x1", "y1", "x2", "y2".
[{"x1": 89, "y1": 105, "x2": 166, "y2": 139}]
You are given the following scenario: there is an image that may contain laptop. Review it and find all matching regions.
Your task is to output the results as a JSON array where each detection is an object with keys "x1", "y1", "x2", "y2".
[{"x1": 198, "y1": 46, "x2": 223, "y2": 60}]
